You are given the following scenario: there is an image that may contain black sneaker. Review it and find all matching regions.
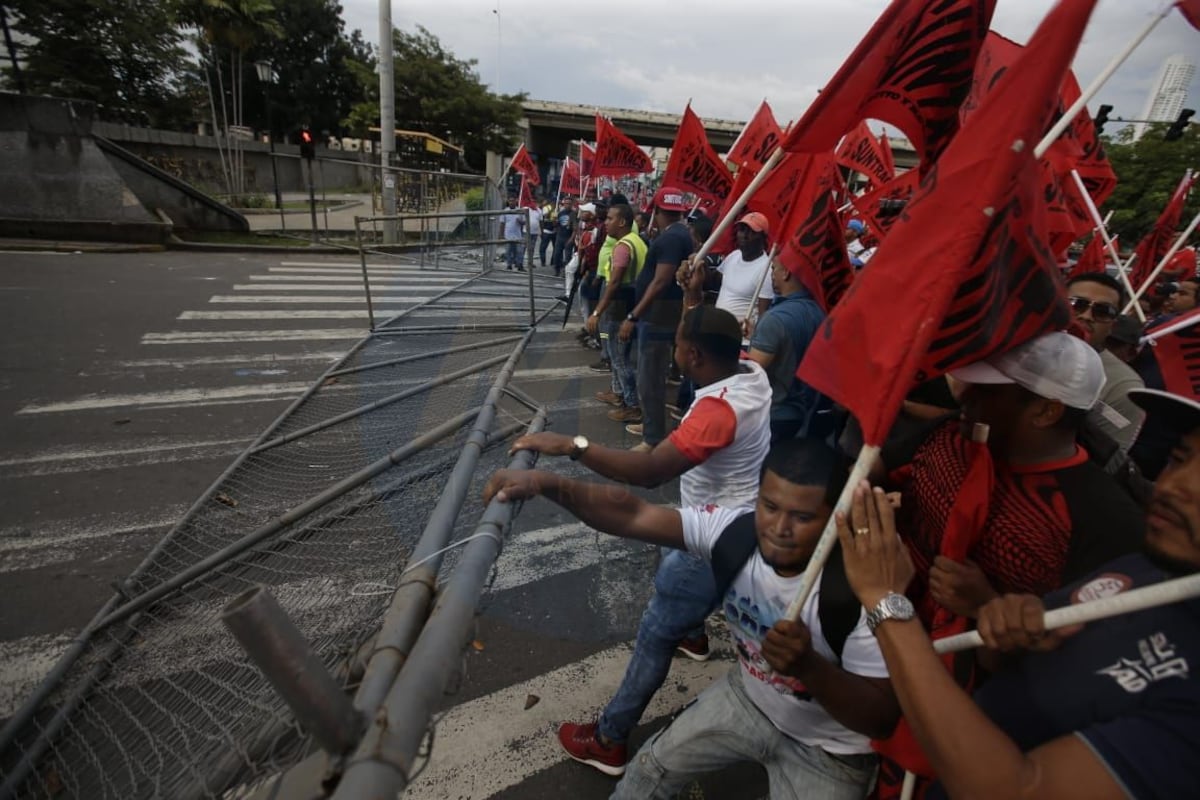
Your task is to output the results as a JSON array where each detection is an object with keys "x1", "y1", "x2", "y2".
[{"x1": 589, "y1": 359, "x2": 611, "y2": 373}]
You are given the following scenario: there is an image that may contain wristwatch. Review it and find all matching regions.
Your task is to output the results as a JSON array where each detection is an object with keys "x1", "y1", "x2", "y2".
[
  {"x1": 866, "y1": 592, "x2": 915, "y2": 634},
  {"x1": 626, "y1": 313, "x2": 638, "y2": 322},
  {"x1": 569, "y1": 435, "x2": 590, "y2": 461}
]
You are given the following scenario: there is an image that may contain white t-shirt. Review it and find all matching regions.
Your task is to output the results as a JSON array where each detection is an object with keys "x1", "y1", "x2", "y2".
[
  {"x1": 527, "y1": 206, "x2": 542, "y2": 235},
  {"x1": 716, "y1": 250, "x2": 774, "y2": 325},
  {"x1": 681, "y1": 504, "x2": 889, "y2": 755},
  {"x1": 502, "y1": 211, "x2": 524, "y2": 241}
]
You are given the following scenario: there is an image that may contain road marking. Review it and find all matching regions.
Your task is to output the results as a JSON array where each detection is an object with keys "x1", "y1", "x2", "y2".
[
  {"x1": 406, "y1": 638, "x2": 730, "y2": 798},
  {"x1": 231, "y1": 284, "x2": 438, "y2": 292},
  {"x1": 246, "y1": 274, "x2": 465, "y2": 284},
  {"x1": 115, "y1": 352, "x2": 347, "y2": 369},
  {"x1": 16, "y1": 381, "x2": 314, "y2": 415},
  {"x1": 0, "y1": 507, "x2": 188, "y2": 572},
  {"x1": 0, "y1": 438, "x2": 249, "y2": 478},
  {"x1": 267, "y1": 266, "x2": 453, "y2": 276},
  {"x1": 207, "y1": 295, "x2": 540, "y2": 305},
  {"x1": 0, "y1": 632, "x2": 77, "y2": 719},
  {"x1": 142, "y1": 328, "x2": 365, "y2": 343}
]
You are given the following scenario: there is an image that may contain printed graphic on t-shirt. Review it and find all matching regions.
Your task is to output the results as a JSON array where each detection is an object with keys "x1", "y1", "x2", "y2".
[{"x1": 723, "y1": 589, "x2": 814, "y2": 702}]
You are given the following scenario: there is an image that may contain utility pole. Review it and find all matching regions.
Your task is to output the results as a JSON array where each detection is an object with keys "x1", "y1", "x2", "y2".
[{"x1": 379, "y1": 0, "x2": 397, "y2": 244}]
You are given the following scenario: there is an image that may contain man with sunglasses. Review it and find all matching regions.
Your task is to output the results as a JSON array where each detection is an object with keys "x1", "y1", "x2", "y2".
[{"x1": 1066, "y1": 274, "x2": 1146, "y2": 453}]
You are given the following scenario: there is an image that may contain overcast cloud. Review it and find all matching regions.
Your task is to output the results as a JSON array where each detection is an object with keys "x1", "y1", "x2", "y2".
[{"x1": 342, "y1": 0, "x2": 1199, "y2": 133}]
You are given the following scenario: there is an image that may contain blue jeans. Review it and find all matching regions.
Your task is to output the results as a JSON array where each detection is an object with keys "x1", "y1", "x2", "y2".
[
  {"x1": 636, "y1": 321, "x2": 675, "y2": 445},
  {"x1": 600, "y1": 315, "x2": 638, "y2": 408},
  {"x1": 505, "y1": 240, "x2": 522, "y2": 269},
  {"x1": 598, "y1": 549, "x2": 717, "y2": 743},
  {"x1": 612, "y1": 668, "x2": 878, "y2": 800}
]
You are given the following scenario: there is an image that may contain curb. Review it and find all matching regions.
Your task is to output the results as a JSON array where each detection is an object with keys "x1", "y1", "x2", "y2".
[{"x1": 0, "y1": 239, "x2": 166, "y2": 254}]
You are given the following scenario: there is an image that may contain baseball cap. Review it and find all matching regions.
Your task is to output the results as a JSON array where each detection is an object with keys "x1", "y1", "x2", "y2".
[
  {"x1": 578, "y1": 202, "x2": 596, "y2": 216},
  {"x1": 948, "y1": 331, "x2": 1105, "y2": 410},
  {"x1": 847, "y1": 219, "x2": 867, "y2": 234},
  {"x1": 736, "y1": 211, "x2": 770, "y2": 235},
  {"x1": 1129, "y1": 389, "x2": 1200, "y2": 437},
  {"x1": 1107, "y1": 314, "x2": 1144, "y2": 346},
  {"x1": 653, "y1": 186, "x2": 689, "y2": 211}
]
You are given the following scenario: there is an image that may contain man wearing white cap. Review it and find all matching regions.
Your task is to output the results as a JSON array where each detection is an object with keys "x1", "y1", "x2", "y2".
[{"x1": 882, "y1": 332, "x2": 1145, "y2": 632}]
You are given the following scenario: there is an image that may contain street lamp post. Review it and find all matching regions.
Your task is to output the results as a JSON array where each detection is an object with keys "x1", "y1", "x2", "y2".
[{"x1": 254, "y1": 60, "x2": 285, "y2": 231}]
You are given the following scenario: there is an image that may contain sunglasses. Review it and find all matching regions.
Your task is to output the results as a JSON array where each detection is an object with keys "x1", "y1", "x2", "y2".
[{"x1": 1068, "y1": 296, "x2": 1119, "y2": 322}]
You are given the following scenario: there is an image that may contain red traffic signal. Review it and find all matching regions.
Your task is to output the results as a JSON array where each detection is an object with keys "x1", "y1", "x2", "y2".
[{"x1": 299, "y1": 129, "x2": 315, "y2": 160}]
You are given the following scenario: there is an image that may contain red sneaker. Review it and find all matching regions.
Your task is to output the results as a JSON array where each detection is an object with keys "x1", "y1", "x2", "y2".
[
  {"x1": 676, "y1": 634, "x2": 711, "y2": 662},
  {"x1": 557, "y1": 721, "x2": 627, "y2": 776}
]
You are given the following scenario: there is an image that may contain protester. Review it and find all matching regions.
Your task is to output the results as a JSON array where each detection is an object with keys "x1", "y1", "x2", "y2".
[
  {"x1": 1164, "y1": 277, "x2": 1199, "y2": 315},
  {"x1": 485, "y1": 438, "x2": 897, "y2": 797},
  {"x1": 1066, "y1": 273, "x2": 1146, "y2": 452},
  {"x1": 539, "y1": 196, "x2": 557, "y2": 267},
  {"x1": 552, "y1": 196, "x2": 577, "y2": 276},
  {"x1": 509, "y1": 304, "x2": 771, "y2": 776},
  {"x1": 846, "y1": 219, "x2": 867, "y2": 268},
  {"x1": 589, "y1": 203, "x2": 646, "y2": 423},
  {"x1": 707, "y1": 213, "x2": 774, "y2": 342},
  {"x1": 746, "y1": 256, "x2": 827, "y2": 443},
  {"x1": 837, "y1": 386, "x2": 1200, "y2": 800},
  {"x1": 501, "y1": 195, "x2": 525, "y2": 271},
  {"x1": 1104, "y1": 314, "x2": 1144, "y2": 365},
  {"x1": 621, "y1": 187, "x2": 692, "y2": 451},
  {"x1": 526, "y1": 200, "x2": 543, "y2": 268}
]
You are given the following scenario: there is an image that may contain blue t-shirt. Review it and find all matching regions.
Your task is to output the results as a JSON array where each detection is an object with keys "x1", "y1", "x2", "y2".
[
  {"x1": 747, "y1": 289, "x2": 825, "y2": 423},
  {"x1": 933, "y1": 553, "x2": 1200, "y2": 799},
  {"x1": 635, "y1": 221, "x2": 691, "y2": 328}
]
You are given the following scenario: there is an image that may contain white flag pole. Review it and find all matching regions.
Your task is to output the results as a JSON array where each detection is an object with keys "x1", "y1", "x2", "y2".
[
  {"x1": 934, "y1": 572, "x2": 1200, "y2": 655},
  {"x1": 1069, "y1": 169, "x2": 1145, "y2": 322},
  {"x1": 1033, "y1": 2, "x2": 1174, "y2": 159},
  {"x1": 1142, "y1": 308, "x2": 1200, "y2": 342},
  {"x1": 744, "y1": 243, "x2": 780, "y2": 332},
  {"x1": 1126, "y1": 206, "x2": 1200, "y2": 314}
]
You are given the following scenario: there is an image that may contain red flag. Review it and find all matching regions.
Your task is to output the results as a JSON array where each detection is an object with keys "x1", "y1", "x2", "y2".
[
  {"x1": 742, "y1": 152, "x2": 813, "y2": 241},
  {"x1": 1178, "y1": 0, "x2": 1200, "y2": 29},
  {"x1": 662, "y1": 105, "x2": 734, "y2": 209},
  {"x1": 781, "y1": 0, "x2": 997, "y2": 172},
  {"x1": 849, "y1": 169, "x2": 921, "y2": 243},
  {"x1": 880, "y1": 133, "x2": 896, "y2": 179},
  {"x1": 593, "y1": 115, "x2": 653, "y2": 178},
  {"x1": 560, "y1": 158, "x2": 582, "y2": 197},
  {"x1": 509, "y1": 143, "x2": 540, "y2": 186},
  {"x1": 798, "y1": 0, "x2": 1093, "y2": 447},
  {"x1": 726, "y1": 100, "x2": 784, "y2": 176},
  {"x1": 580, "y1": 143, "x2": 596, "y2": 180},
  {"x1": 1056, "y1": 73, "x2": 1118, "y2": 207},
  {"x1": 777, "y1": 155, "x2": 855, "y2": 312},
  {"x1": 1130, "y1": 171, "x2": 1196, "y2": 292},
  {"x1": 1066, "y1": 233, "x2": 1110, "y2": 280},
  {"x1": 1165, "y1": 246, "x2": 1197, "y2": 279},
  {"x1": 1147, "y1": 308, "x2": 1200, "y2": 400},
  {"x1": 836, "y1": 121, "x2": 894, "y2": 188},
  {"x1": 518, "y1": 177, "x2": 536, "y2": 209}
]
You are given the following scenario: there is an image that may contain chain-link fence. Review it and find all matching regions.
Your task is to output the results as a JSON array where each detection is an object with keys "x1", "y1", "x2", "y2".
[{"x1": 0, "y1": 243, "x2": 567, "y2": 798}]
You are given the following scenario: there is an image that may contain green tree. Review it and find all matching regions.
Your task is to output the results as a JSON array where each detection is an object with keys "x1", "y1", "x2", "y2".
[
  {"x1": 6, "y1": 0, "x2": 197, "y2": 127},
  {"x1": 344, "y1": 25, "x2": 524, "y2": 171},
  {"x1": 1103, "y1": 122, "x2": 1200, "y2": 244}
]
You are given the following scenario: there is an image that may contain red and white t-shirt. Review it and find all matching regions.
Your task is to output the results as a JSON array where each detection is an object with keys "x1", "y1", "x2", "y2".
[{"x1": 668, "y1": 361, "x2": 771, "y2": 508}]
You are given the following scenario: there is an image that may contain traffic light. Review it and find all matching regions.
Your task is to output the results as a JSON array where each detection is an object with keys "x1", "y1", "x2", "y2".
[
  {"x1": 1093, "y1": 104, "x2": 1113, "y2": 134},
  {"x1": 299, "y1": 128, "x2": 315, "y2": 160},
  {"x1": 1165, "y1": 109, "x2": 1195, "y2": 142}
]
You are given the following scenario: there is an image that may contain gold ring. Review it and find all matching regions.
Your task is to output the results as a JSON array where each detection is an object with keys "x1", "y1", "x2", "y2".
[{"x1": 855, "y1": 527, "x2": 870, "y2": 537}]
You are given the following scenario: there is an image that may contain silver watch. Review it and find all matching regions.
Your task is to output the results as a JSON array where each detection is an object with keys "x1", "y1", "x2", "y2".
[
  {"x1": 569, "y1": 435, "x2": 589, "y2": 461},
  {"x1": 866, "y1": 592, "x2": 915, "y2": 634}
]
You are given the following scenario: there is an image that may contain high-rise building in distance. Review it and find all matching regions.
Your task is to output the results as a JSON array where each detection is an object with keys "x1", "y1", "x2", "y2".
[{"x1": 1133, "y1": 54, "x2": 1195, "y2": 141}]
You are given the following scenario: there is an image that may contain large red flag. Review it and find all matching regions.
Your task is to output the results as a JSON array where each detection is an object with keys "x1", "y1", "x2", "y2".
[
  {"x1": 1147, "y1": 308, "x2": 1200, "y2": 400},
  {"x1": 798, "y1": 0, "x2": 1093, "y2": 447},
  {"x1": 1066, "y1": 233, "x2": 1110, "y2": 280},
  {"x1": 593, "y1": 115, "x2": 653, "y2": 178},
  {"x1": 1178, "y1": 0, "x2": 1200, "y2": 29},
  {"x1": 1056, "y1": 72, "x2": 1118, "y2": 207},
  {"x1": 518, "y1": 177, "x2": 537, "y2": 210},
  {"x1": 726, "y1": 100, "x2": 784, "y2": 176},
  {"x1": 742, "y1": 151, "x2": 813, "y2": 240},
  {"x1": 560, "y1": 158, "x2": 582, "y2": 197},
  {"x1": 849, "y1": 169, "x2": 921, "y2": 243},
  {"x1": 1130, "y1": 171, "x2": 1196, "y2": 292},
  {"x1": 777, "y1": 155, "x2": 855, "y2": 312},
  {"x1": 580, "y1": 142, "x2": 596, "y2": 180},
  {"x1": 781, "y1": 0, "x2": 996, "y2": 172},
  {"x1": 508, "y1": 143, "x2": 539, "y2": 186},
  {"x1": 836, "y1": 121, "x2": 894, "y2": 188},
  {"x1": 662, "y1": 105, "x2": 734, "y2": 209}
]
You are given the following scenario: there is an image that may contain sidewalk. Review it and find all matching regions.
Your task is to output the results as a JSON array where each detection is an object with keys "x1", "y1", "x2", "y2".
[{"x1": 243, "y1": 193, "x2": 474, "y2": 235}]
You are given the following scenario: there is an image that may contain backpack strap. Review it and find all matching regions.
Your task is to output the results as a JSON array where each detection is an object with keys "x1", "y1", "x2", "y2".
[{"x1": 711, "y1": 513, "x2": 863, "y2": 664}]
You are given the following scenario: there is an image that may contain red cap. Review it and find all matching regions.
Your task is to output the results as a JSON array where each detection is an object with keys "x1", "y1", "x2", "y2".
[
  {"x1": 736, "y1": 211, "x2": 769, "y2": 235},
  {"x1": 652, "y1": 186, "x2": 689, "y2": 212}
]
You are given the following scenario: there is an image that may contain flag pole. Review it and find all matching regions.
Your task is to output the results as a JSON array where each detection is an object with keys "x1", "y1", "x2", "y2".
[
  {"x1": 1142, "y1": 308, "x2": 1200, "y2": 341},
  {"x1": 934, "y1": 572, "x2": 1200, "y2": 654},
  {"x1": 688, "y1": 147, "x2": 787, "y2": 279},
  {"x1": 1033, "y1": 1, "x2": 1174, "y2": 159},
  {"x1": 784, "y1": 444, "x2": 881, "y2": 620},
  {"x1": 745, "y1": 243, "x2": 780, "y2": 332},
  {"x1": 1125, "y1": 207, "x2": 1200, "y2": 314},
  {"x1": 1069, "y1": 169, "x2": 1145, "y2": 322}
]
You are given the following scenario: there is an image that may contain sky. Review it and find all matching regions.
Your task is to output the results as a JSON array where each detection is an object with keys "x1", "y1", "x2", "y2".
[{"x1": 341, "y1": 0, "x2": 1200, "y2": 135}]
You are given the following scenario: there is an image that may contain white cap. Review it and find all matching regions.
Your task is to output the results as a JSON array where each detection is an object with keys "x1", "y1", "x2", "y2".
[
  {"x1": 949, "y1": 331, "x2": 1105, "y2": 410},
  {"x1": 578, "y1": 202, "x2": 597, "y2": 215},
  {"x1": 1129, "y1": 388, "x2": 1200, "y2": 434}
]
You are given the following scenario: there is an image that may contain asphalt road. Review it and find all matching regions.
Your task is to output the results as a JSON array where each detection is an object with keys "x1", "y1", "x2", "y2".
[{"x1": 0, "y1": 248, "x2": 766, "y2": 799}]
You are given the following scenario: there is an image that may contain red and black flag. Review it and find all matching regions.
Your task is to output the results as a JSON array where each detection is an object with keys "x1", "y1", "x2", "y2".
[
  {"x1": 1178, "y1": 0, "x2": 1200, "y2": 29},
  {"x1": 518, "y1": 177, "x2": 537, "y2": 209},
  {"x1": 508, "y1": 143, "x2": 539, "y2": 186},
  {"x1": 1146, "y1": 308, "x2": 1200, "y2": 400},
  {"x1": 781, "y1": 0, "x2": 997, "y2": 173},
  {"x1": 662, "y1": 105, "x2": 734, "y2": 210},
  {"x1": 1130, "y1": 171, "x2": 1195, "y2": 293},
  {"x1": 593, "y1": 115, "x2": 653, "y2": 178},
  {"x1": 777, "y1": 155, "x2": 855, "y2": 312},
  {"x1": 835, "y1": 120, "x2": 894, "y2": 188},
  {"x1": 849, "y1": 168, "x2": 921, "y2": 244},
  {"x1": 560, "y1": 158, "x2": 582, "y2": 197},
  {"x1": 1066, "y1": 233, "x2": 1112, "y2": 280},
  {"x1": 726, "y1": 100, "x2": 784, "y2": 176}
]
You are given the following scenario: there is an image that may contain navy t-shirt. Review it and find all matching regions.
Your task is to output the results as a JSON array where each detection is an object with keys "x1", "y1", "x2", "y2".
[
  {"x1": 635, "y1": 221, "x2": 691, "y2": 328},
  {"x1": 932, "y1": 553, "x2": 1200, "y2": 799}
]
